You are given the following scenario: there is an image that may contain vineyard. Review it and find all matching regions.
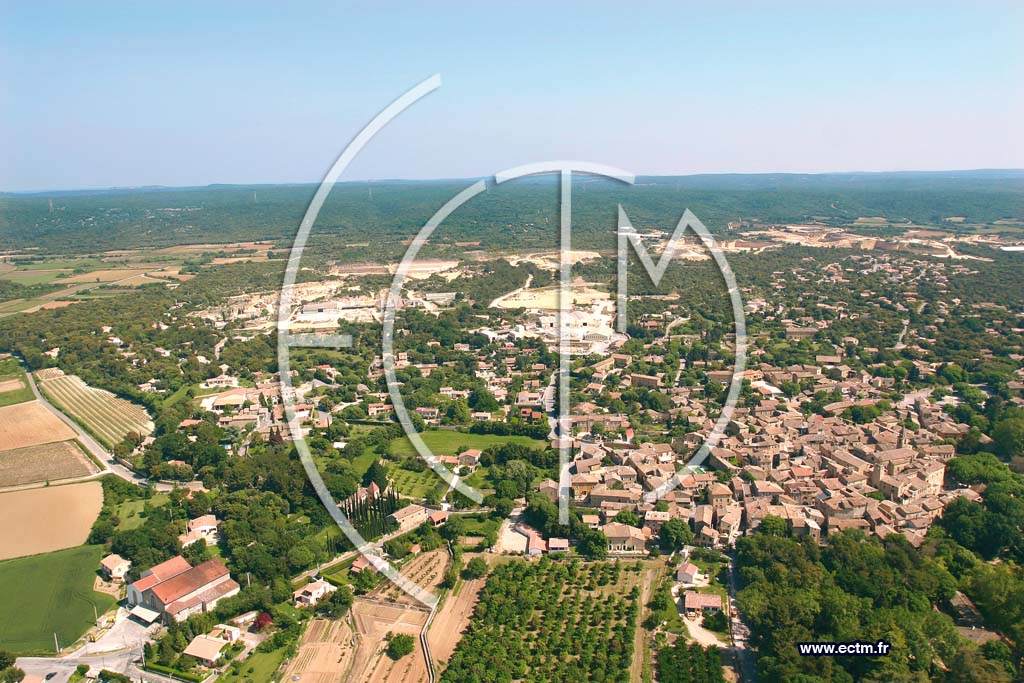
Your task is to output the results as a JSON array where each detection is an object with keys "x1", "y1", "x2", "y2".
[
  {"x1": 37, "y1": 372, "x2": 153, "y2": 447},
  {"x1": 440, "y1": 558, "x2": 641, "y2": 683}
]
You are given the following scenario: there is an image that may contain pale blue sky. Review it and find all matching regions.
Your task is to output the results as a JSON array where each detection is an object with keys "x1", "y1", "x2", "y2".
[{"x1": 1, "y1": 1, "x2": 1022, "y2": 191}]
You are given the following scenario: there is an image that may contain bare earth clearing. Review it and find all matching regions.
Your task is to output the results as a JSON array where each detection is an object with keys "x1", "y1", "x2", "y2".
[
  {"x1": 0, "y1": 481, "x2": 103, "y2": 559},
  {"x1": 0, "y1": 401, "x2": 77, "y2": 450},
  {"x1": 283, "y1": 617, "x2": 357, "y2": 683},
  {"x1": 0, "y1": 378, "x2": 25, "y2": 393},
  {"x1": 0, "y1": 440, "x2": 98, "y2": 487},
  {"x1": 286, "y1": 550, "x2": 449, "y2": 683}
]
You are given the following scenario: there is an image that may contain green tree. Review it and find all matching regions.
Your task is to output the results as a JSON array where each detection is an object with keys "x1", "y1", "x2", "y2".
[
  {"x1": 386, "y1": 633, "x2": 415, "y2": 660},
  {"x1": 659, "y1": 518, "x2": 694, "y2": 552},
  {"x1": 464, "y1": 557, "x2": 488, "y2": 579},
  {"x1": 994, "y1": 418, "x2": 1024, "y2": 458}
]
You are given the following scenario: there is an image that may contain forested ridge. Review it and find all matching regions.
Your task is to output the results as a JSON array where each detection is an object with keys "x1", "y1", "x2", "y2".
[{"x1": 2, "y1": 170, "x2": 1022, "y2": 254}]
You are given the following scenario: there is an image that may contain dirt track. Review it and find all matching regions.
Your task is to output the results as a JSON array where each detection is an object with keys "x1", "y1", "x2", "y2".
[{"x1": 427, "y1": 557, "x2": 487, "y2": 662}]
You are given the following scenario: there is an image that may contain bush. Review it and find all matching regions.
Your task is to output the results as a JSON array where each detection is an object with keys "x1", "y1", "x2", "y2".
[
  {"x1": 386, "y1": 633, "x2": 415, "y2": 660},
  {"x1": 703, "y1": 609, "x2": 729, "y2": 632}
]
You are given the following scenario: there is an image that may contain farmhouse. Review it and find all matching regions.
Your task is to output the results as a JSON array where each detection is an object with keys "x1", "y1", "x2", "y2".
[
  {"x1": 293, "y1": 577, "x2": 336, "y2": 607},
  {"x1": 602, "y1": 523, "x2": 647, "y2": 554},
  {"x1": 99, "y1": 553, "x2": 131, "y2": 582},
  {"x1": 682, "y1": 590, "x2": 723, "y2": 615},
  {"x1": 387, "y1": 504, "x2": 429, "y2": 532},
  {"x1": 128, "y1": 556, "x2": 240, "y2": 623},
  {"x1": 178, "y1": 514, "x2": 220, "y2": 548}
]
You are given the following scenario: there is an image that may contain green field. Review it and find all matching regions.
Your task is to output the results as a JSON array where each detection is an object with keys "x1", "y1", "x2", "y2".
[
  {"x1": 388, "y1": 430, "x2": 546, "y2": 458},
  {"x1": 0, "y1": 269, "x2": 70, "y2": 285},
  {"x1": 16, "y1": 259, "x2": 106, "y2": 271},
  {"x1": 0, "y1": 357, "x2": 34, "y2": 407},
  {"x1": 0, "y1": 544, "x2": 118, "y2": 653}
]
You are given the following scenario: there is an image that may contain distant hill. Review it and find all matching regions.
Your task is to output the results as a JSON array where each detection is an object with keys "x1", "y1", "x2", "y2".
[{"x1": 1, "y1": 170, "x2": 1022, "y2": 254}]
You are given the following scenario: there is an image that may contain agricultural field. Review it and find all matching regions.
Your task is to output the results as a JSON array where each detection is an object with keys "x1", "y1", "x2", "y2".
[
  {"x1": 0, "y1": 357, "x2": 33, "y2": 407},
  {"x1": 37, "y1": 372, "x2": 154, "y2": 447},
  {"x1": 0, "y1": 268, "x2": 70, "y2": 285},
  {"x1": 0, "y1": 400, "x2": 77, "y2": 449},
  {"x1": 375, "y1": 548, "x2": 448, "y2": 606},
  {"x1": 0, "y1": 481, "x2": 104, "y2": 559},
  {"x1": 286, "y1": 550, "x2": 449, "y2": 683},
  {"x1": 439, "y1": 558, "x2": 642, "y2": 683},
  {"x1": 427, "y1": 554, "x2": 489, "y2": 663},
  {"x1": 0, "y1": 440, "x2": 98, "y2": 488},
  {"x1": 59, "y1": 268, "x2": 148, "y2": 284},
  {"x1": 388, "y1": 430, "x2": 546, "y2": 458},
  {"x1": 0, "y1": 544, "x2": 117, "y2": 653}
]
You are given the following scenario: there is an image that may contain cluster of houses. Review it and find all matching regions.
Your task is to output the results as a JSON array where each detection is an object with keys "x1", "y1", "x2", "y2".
[{"x1": 534, "y1": 339, "x2": 980, "y2": 555}]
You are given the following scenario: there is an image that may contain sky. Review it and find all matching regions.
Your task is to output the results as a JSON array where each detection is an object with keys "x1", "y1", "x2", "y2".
[{"x1": 1, "y1": 1, "x2": 1022, "y2": 191}]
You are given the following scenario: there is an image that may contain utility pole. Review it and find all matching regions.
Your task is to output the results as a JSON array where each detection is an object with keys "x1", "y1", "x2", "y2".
[{"x1": 54, "y1": 632, "x2": 60, "y2": 653}]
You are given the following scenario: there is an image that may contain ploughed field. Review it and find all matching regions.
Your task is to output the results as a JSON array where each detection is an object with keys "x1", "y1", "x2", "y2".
[
  {"x1": 0, "y1": 440, "x2": 98, "y2": 488},
  {"x1": 0, "y1": 481, "x2": 104, "y2": 559},
  {"x1": 0, "y1": 400, "x2": 77, "y2": 450},
  {"x1": 285, "y1": 549, "x2": 451, "y2": 683}
]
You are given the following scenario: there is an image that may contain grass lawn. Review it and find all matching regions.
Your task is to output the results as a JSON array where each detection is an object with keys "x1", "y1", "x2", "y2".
[
  {"x1": 388, "y1": 430, "x2": 546, "y2": 458},
  {"x1": 218, "y1": 645, "x2": 288, "y2": 683},
  {"x1": 349, "y1": 449, "x2": 377, "y2": 478},
  {"x1": 0, "y1": 358, "x2": 34, "y2": 407},
  {"x1": 461, "y1": 465, "x2": 491, "y2": 488},
  {"x1": 113, "y1": 493, "x2": 170, "y2": 531},
  {"x1": 0, "y1": 544, "x2": 117, "y2": 653}
]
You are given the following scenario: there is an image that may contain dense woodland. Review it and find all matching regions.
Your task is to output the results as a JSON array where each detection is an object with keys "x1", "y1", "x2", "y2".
[{"x1": 3, "y1": 170, "x2": 1023, "y2": 254}]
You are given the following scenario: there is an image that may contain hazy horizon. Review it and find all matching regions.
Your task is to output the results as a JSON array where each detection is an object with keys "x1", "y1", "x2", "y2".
[
  {"x1": 6, "y1": 167, "x2": 1024, "y2": 196},
  {"x1": 3, "y1": 2, "x2": 1022, "y2": 192}
]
